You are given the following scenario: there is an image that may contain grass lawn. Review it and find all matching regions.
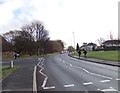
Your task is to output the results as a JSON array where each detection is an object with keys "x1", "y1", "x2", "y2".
[
  {"x1": 0, "y1": 66, "x2": 17, "y2": 79},
  {"x1": 73, "y1": 51, "x2": 119, "y2": 61}
]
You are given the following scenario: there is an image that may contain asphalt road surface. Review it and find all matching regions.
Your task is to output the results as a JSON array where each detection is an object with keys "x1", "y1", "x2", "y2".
[{"x1": 36, "y1": 53, "x2": 120, "y2": 93}]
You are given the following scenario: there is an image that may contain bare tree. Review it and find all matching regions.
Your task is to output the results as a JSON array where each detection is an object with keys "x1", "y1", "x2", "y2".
[
  {"x1": 21, "y1": 21, "x2": 49, "y2": 55},
  {"x1": 97, "y1": 37, "x2": 105, "y2": 46}
]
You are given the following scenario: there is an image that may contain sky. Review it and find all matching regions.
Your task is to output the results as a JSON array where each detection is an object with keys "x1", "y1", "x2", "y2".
[{"x1": 0, "y1": 0, "x2": 119, "y2": 47}]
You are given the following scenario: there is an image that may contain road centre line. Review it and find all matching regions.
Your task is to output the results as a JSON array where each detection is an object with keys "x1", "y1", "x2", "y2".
[
  {"x1": 69, "y1": 64, "x2": 112, "y2": 80},
  {"x1": 116, "y1": 78, "x2": 120, "y2": 80},
  {"x1": 64, "y1": 84, "x2": 75, "y2": 87},
  {"x1": 97, "y1": 89, "x2": 101, "y2": 91},
  {"x1": 101, "y1": 88, "x2": 118, "y2": 91},
  {"x1": 62, "y1": 60, "x2": 65, "y2": 63},
  {"x1": 70, "y1": 64, "x2": 72, "y2": 66},
  {"x1": 83, "y1": 82, "x2": 93, "y2": 85},
  {"x1": 100, "y1": 80, "x2": 110, "y2": 83},
  {"x1": 59, "y1": 57, "x2": 113, "y2": 79}
]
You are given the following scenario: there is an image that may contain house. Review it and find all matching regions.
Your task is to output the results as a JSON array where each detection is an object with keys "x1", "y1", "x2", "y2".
[
  {"x1": 80, "y1": 42, "x2": 97, "y2": 51},
  {"x1": 102, "y1": 40, "x2": 120, "y2": 47},
  {"x1": 87, "y1": 43, "x2": 97, "y2": 51},
  {"x1": 102, "y1": 40, "x2": 120, "y2": 50}
]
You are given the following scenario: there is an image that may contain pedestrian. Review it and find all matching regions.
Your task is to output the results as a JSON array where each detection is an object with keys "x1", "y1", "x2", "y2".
[
  {"x1": 16, "y1": 52, "x2": 20, "y2": 57},
  {"x1": 14, "y1": 53, "x2": 17, "y2": 59},
  {"x1": 78, "y1": 49, "x2": 81, "y2": 58},
  {"x1": 83, "y1": 49, "x2": 87, "y2": 58}
]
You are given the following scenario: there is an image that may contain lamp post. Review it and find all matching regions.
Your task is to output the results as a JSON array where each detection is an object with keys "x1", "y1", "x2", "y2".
[{"x1": 73, "y1": 32, "x2": 75, "y2": 53}]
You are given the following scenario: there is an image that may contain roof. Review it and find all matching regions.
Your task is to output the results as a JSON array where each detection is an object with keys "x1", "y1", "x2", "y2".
[
  {"x1": 102, "y1": 40, "x2": 120, "y2": 45},
  {"x1": 80, "y1": 42, "x2": 97, "y2": 48},
  {"x1": 87, "y1": 43, "x2": 97, "y2": 46}
]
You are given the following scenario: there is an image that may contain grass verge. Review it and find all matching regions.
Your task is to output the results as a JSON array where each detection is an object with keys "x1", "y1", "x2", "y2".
[
  {"x1": 1, "y1": 66, "x2": 17, "y2": 79},
  {"x1": 72, "y1": 51, "x2": 119, "y2": 61}
]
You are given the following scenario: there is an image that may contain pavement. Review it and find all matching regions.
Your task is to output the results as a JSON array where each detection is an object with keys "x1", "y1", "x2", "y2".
[
  {"x1": 68, "y1": 54, "x2": 120, "y2": 67},
  {"x1": 2, "y1": 58, "x2": 38, "y2": 93}
]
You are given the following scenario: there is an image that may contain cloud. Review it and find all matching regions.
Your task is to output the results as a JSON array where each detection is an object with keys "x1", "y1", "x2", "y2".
[
  {"x1": 0, "y1": 0, "x2": 118, "y2": 46},
  {"x1": 0, "y1": 0, "x2": 35, "y2": 34}
]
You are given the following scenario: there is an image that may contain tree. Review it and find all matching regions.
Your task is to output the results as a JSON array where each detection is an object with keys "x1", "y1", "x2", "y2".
[
  {"x1": 49, "y1": 40, "x2": 63, "y2": 53},
  {"x1": 76, "y1": 43, "x2": 79, "y2": 52},
  {"x1": 21, "y1": 21, "x2": 49, "y2": 55},
  {"x1": 1, "y1": 35, "x2": 13, "y2": 52},
  {"x1": 67, "y1": 46, "x2": 74, "y2": 52},
  {"x1": 13, "y1": 31, "x2": 35, "y2": 55},
  {"x1": 97, "y1": 37, "x2": 105, "y2": 46},
  {"x1": 31, "y1": 21, "x2": 49, "y2": 55},
  {"x1": 56, "y1": 40, "x2": 64, "y2": 50}
]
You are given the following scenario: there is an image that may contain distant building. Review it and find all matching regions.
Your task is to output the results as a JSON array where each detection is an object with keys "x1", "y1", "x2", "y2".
[
  {"x1": 102, "y1": 40, "x2": 120, "y2": 47},
  {"x1": 87, "y1": 43, "x2": 97, "y2": 51},
  {"x1": 102, "y1": 40, "x2": 120, "y2": 50},
  {"x1": 80, "y1": 42, "x2": 97, "y2": 51}
]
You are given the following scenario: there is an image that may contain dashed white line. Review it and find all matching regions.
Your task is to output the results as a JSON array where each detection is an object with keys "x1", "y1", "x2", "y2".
[
  {"x1": 116, "y1": 78, "x2": 120, "y2": 80},
  {"x1": 72, "y1": 65, "x2": 112, "y2": 80},
  {"x1": 97, "y1": 89, "x2": 101, "y2": 91},
  {"x1": 100, "y1": 80, "x2": 110, "y2": 83},
  {"x1": 101, "y1": 88, "x2": 118, "y2": 91},
  {"x1": 64, "y1": 84, "x2": 75, "y2": 87},
  {"x1": 63, "y1": 60, "x2": 65, "y2": 63},
  {"x1": 83, "y1": 82, "x2": 93, "y2": 85},
  {"x1": 70, "y1": 64, "x2": 72, "y2": 66},
  {"x1": 43, "y1": 86, "x2": 55, "y2": 90}
]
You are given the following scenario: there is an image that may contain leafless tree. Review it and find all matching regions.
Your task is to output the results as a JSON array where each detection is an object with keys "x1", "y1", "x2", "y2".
[{"x1": 97, "y1": 37, "x2": 105, "y2": 46}]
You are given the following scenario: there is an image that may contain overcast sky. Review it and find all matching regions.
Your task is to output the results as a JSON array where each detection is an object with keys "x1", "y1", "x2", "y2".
[{"x1": 0, "y1": 0, "x2": 119, "y2": 47}]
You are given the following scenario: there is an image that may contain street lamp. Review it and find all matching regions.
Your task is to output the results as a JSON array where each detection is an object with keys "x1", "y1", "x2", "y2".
[{"x1": 73, "y1": 32, "x2": 75, "y2": 53}]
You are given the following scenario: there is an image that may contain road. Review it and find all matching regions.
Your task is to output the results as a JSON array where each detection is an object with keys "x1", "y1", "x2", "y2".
[{"x1": 36, "y1": 53, "x2": 120, "y2": 92}]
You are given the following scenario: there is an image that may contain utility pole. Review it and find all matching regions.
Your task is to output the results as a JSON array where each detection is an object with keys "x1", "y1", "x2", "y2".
[{"x1": 73, "y1": 32, "x2": 75, "y2": 53}]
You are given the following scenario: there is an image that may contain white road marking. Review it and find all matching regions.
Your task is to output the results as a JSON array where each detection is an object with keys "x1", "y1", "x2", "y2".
[
  {"x1": 37, "y1": 58, "x2": 44, "y2": 66},
  {"x1": 97, "y1": 89, "x2": 101, "y2": 91},
  {"x1": 63, "y1": 56, "x2": 113, "y2": 80},
  {"x1": 33, "y1": 66, "x2": 37, "y2": 93},
  {"x1": 39, "y1": 65, "x2": 48, "y2": 88},
  {"x1": 116, "y1": 78, "x2": 120, "y2": 80},
  {"x1": 43, "y1": 86, "x2": 55, "y2": 90},
  {"x1": 63, "y1": 60, "x2": 65, "y2": 63},
  {"x1": 101, "y1": 88, "x2": 117, "y2": 91},
  {"x1": 72, "y1": 65, "x2": 112, "y2": 79},
  {"x1": 83, "y1": 82, "x2": 93, "y2": 85},
  {"x1": 42, "y1": 77, "x2": 48, "y2": 88},
  {"x1": 37, "y1": 61, "x2": 41, "y2": 66},
  {"x1": 64, "y1": 84, "x2": 75, "y2": 87},
  {"x1": 100, "y1": 80, "x2": 110, "y2": 83},
  {"x1": 38, "y1": 62, "x2": 56, "y2": 90},
  {"x1": 70, "y1": 64, "x2": 72, "y2": 66}
]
